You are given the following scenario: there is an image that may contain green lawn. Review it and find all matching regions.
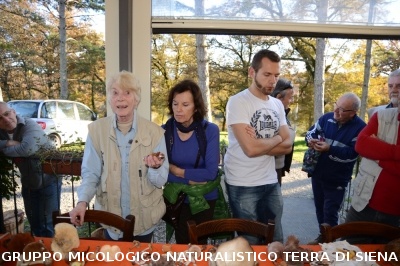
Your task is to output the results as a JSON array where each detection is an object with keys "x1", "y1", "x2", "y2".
[{"x1": 292, "y1": 136, "x2": 307, "y2": 162}]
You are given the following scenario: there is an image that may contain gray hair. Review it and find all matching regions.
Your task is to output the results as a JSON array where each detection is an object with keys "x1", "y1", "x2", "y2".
[
  {"x1": 341, "y1": 92, "x2": 361, "y2": 111},
  {"x1": 106, "y1": 71, "x2": 141, "y2": 104},
  {"x1": 389, "y1": 69, "x2": 400, "y2": 78},
  {"x1": 0, "y1": 102, "x2": 10, "y2": 109}
]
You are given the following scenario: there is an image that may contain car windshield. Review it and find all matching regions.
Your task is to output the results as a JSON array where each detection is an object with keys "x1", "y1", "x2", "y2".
[{"x1": 8, "y1": 102, "x2": 40, "y2": 118}]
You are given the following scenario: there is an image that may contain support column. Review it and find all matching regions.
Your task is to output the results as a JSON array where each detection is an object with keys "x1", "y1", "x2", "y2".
[
  {"x1": 119, "y1": 0, "x2": 132, "y2": 72},
  {"x1": 132, "y1": 0, "x2": 152, "y2": 119},
  {"x1": 105, "y1": 0, "x2": 151, "y2": 119}
]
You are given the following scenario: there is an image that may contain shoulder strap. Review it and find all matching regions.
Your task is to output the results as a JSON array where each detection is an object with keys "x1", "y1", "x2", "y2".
[
  {"x1": 166, "y1": 119, "x2": 209, "y2": 168},
  {"x1": 164, "y1": 118, "x2": 175, "y2": 164},
  {"x1": 194, "y1": 121, "x2": 209, "y2": 168}
]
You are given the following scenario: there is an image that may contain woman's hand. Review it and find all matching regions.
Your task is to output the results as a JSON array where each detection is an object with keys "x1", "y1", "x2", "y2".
[
  {"x1": 189, "y1": 180, "x2": 207, "y2": 185},
  {"x1": 169, "y1": 164, "x2": 185, "y2": 178},
  {"x1": 69, "y1": 201, "x2": 87, "y2": 226},
  {"x1": 144, "y1": 152, "x2": 165, "y2": 169}
]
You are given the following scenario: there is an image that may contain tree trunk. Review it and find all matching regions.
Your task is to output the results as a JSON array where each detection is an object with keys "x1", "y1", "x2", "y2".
[
  {"x1": 196, "y1": 34, "x2": 212, "y2": 122},
  {"x1": 59, "y1": 0, "x2": 68, "y2": 99},
  {"x1": 314, "y1": 0, "x2": 328, "y2": 122},
  {"x1": 314, "y1": 38, "x2": 326, "y2": 122},
  {"x1": 195, "y1": 0, "x2": 212, "y2": 122},
  {"x1": 361, "y1": 0, "x2": 376, "y2": 121},
  {"x1": 361, "y1": 40, "x2": 372, "y2": 121}
]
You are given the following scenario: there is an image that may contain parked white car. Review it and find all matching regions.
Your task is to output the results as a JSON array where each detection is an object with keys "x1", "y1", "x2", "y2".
[{"x1": 8, "y1": 99, "x2": 97, "y2": 148}]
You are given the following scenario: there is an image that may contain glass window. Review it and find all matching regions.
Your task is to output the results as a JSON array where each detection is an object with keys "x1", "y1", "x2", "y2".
[
  {"x1": 9, "y1": 102, "x2": 39, "y2": 118},
  {"x1": 76, "y1": 103, "x2": 93, "y2": 121},
  {"x1": 42, "y1": 102, "x2": 56, "y2": 119},
  {"x1": 152, "y1": 0, "x2": 399, "y2": 27},
  {"x1": 57, "y1": 102, "x2": 75, "y2": 120}
]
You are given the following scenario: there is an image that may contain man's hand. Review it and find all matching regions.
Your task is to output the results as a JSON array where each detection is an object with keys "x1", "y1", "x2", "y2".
[
  {"x1": 69, "y1": 201, "x2": 87, "y2": 226},
  {"x1": 5, "y1": 140, "x2": 20, "y2": 147},
  {"x1": 313, "y1": 141, "x2": 330, "y2": 152},
  {"x1": 308, "y1": 139, "x2": 319, "y2": 149},
  {"x1": 231, "y1": 123, "x2": 283, "y2": 157},
  {"x1": 245, "y1": 125, "x2": 257, "y2": 139}
]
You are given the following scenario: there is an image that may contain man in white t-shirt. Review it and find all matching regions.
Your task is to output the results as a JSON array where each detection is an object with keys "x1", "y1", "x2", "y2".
[{"x1": 224, "y1": 49, "x2": 292, "y2": 244}]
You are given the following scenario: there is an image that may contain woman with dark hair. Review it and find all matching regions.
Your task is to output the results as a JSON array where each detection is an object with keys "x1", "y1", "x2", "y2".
[{"x1": 163, "y1": 79, "x2": 220, "y2": 244}]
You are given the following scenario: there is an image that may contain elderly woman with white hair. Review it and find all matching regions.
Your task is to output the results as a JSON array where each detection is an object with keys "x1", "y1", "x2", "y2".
[{"x1": 69, "y1": 71, "x2": 169, "y2": 242}]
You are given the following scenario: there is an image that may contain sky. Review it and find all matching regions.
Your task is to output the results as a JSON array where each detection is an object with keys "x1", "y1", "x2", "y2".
[{"x1": 88, "y1": 11, "x2": 105, "y2": 37}]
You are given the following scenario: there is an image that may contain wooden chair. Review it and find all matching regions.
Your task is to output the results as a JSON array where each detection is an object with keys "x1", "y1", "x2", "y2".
[
  {"x1": 320, "y1": 221, "x2": 400, "y2": 243},
  {"x1": 188, "y1": 218, "x2": 275, "y2": 244},
  {"x1": 52, "y1": 210, "x2": 135, "y2": 242}
]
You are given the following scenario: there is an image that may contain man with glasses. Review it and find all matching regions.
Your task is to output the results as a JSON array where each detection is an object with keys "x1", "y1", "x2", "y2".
[
  {"x1": 367, "y1": 69, "x2": 400, "y2": 119},
  {"x1": 0, "y1": 101, "x2": 61, "y2": 237},
  {"x1": 305, "y1": 93, "x2": 366, "y2": 244}
]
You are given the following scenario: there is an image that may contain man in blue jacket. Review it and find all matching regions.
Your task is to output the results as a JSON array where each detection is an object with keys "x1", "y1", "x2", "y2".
[{"x1": 305, "y1": 93, "x2": 366, "y2": 244}]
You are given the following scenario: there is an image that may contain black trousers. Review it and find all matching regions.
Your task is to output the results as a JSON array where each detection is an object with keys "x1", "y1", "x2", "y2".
[{"x1": 175, "y1": 199, "x2": 216, "y2": 244}]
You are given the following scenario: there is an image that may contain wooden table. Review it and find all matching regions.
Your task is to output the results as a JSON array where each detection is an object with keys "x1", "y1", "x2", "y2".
[{"x1": 0, "y1": 236, "x2": 389, "y2": 266}]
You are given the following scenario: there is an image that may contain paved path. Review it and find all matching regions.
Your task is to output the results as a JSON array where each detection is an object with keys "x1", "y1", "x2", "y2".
[
  {"x1": 280, "y1": 161, "x2": 319, "y2": 244},
  {"x1": 282, "y1": 197, "x2": 318, "y2": 244}
]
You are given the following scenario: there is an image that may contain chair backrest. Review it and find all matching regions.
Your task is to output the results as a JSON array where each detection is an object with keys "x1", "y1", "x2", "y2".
[
  {"x1": 52, "y1": 210, "x2": 135, "y2": 242},
  {"x1": 188, "y1": 218, "x2": 275, "y2": 244},
  {"x1": 320, "y1": 222, "x2": 400, "y2": 243}
]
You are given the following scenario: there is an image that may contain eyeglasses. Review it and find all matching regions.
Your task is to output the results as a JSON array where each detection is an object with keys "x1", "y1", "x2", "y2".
[
  {"x1": 0, "y1": 110, "x2": 12, "y2": 120},
  {"x1": 334, "y1": 102, "x2": 354, "y2": 113}
]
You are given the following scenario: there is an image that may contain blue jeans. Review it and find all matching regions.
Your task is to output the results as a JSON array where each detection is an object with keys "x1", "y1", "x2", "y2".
[
  {"x1": 311, "y1": 177, "x2": 346, "y2": 226},
  {"x1": 225, "y1": 182, "x2": 283, "y2": 244},
  {"x1": 22, "y1": 174, "x2": 62, "y2": 237}
]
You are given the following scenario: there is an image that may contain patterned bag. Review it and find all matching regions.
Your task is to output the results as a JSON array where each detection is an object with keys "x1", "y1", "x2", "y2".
[{"x1": 301, "y1": 148, "x2": 321, "y2": 177}]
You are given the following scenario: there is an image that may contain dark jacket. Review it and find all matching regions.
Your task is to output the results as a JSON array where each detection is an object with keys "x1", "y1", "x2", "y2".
[
  {"x1": 0, "y1": 115, "x2": 55, "y2": 189},
  {"x1": 305, "y1": 112, "x2": 366, "y2": 186}
]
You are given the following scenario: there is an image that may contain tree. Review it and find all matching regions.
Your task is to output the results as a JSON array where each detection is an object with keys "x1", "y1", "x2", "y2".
[
  {"x1": 151, "y1": 34, "x2": 198, "y2": 125},
  {"x1": 290, "y1": 0, "x2": 387, "y2": 122},
  {"x1": 40, "y1": 0, "x2": 104, "y2": 99},
  {"x1": 208, "y1": 35, "x2": 283, "y2": 130},
  {"x1": 59, "y1": 0, "x2": 68, "y2": 99},
  {"x1": 0, "y1": 0, "x2": 105, "y2": 114},
  {"x1": 0, "y1": 1, "x2": 57, "y2": 99},
  {"x1": 373, "y1": 40, "x2": 400, "y2": 75}
]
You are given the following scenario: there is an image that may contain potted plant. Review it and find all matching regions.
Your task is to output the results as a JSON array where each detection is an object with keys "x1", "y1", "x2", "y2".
[{"x1": 39, "y1": 143, "x2": 84, "y2": 176}]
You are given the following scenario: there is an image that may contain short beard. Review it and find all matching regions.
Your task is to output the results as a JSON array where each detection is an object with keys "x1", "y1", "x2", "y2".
[
  {"x1": 390, "y1": 97, "x2": 398, "y2": 106},
  {"x1": 254, "y1": 75, "x2": 270, "y2": 96}
]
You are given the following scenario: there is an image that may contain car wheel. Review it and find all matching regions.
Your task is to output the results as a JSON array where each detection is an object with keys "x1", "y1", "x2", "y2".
[{"x1": 48, "y1": 134, "x2": 61, "y2": 149}]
